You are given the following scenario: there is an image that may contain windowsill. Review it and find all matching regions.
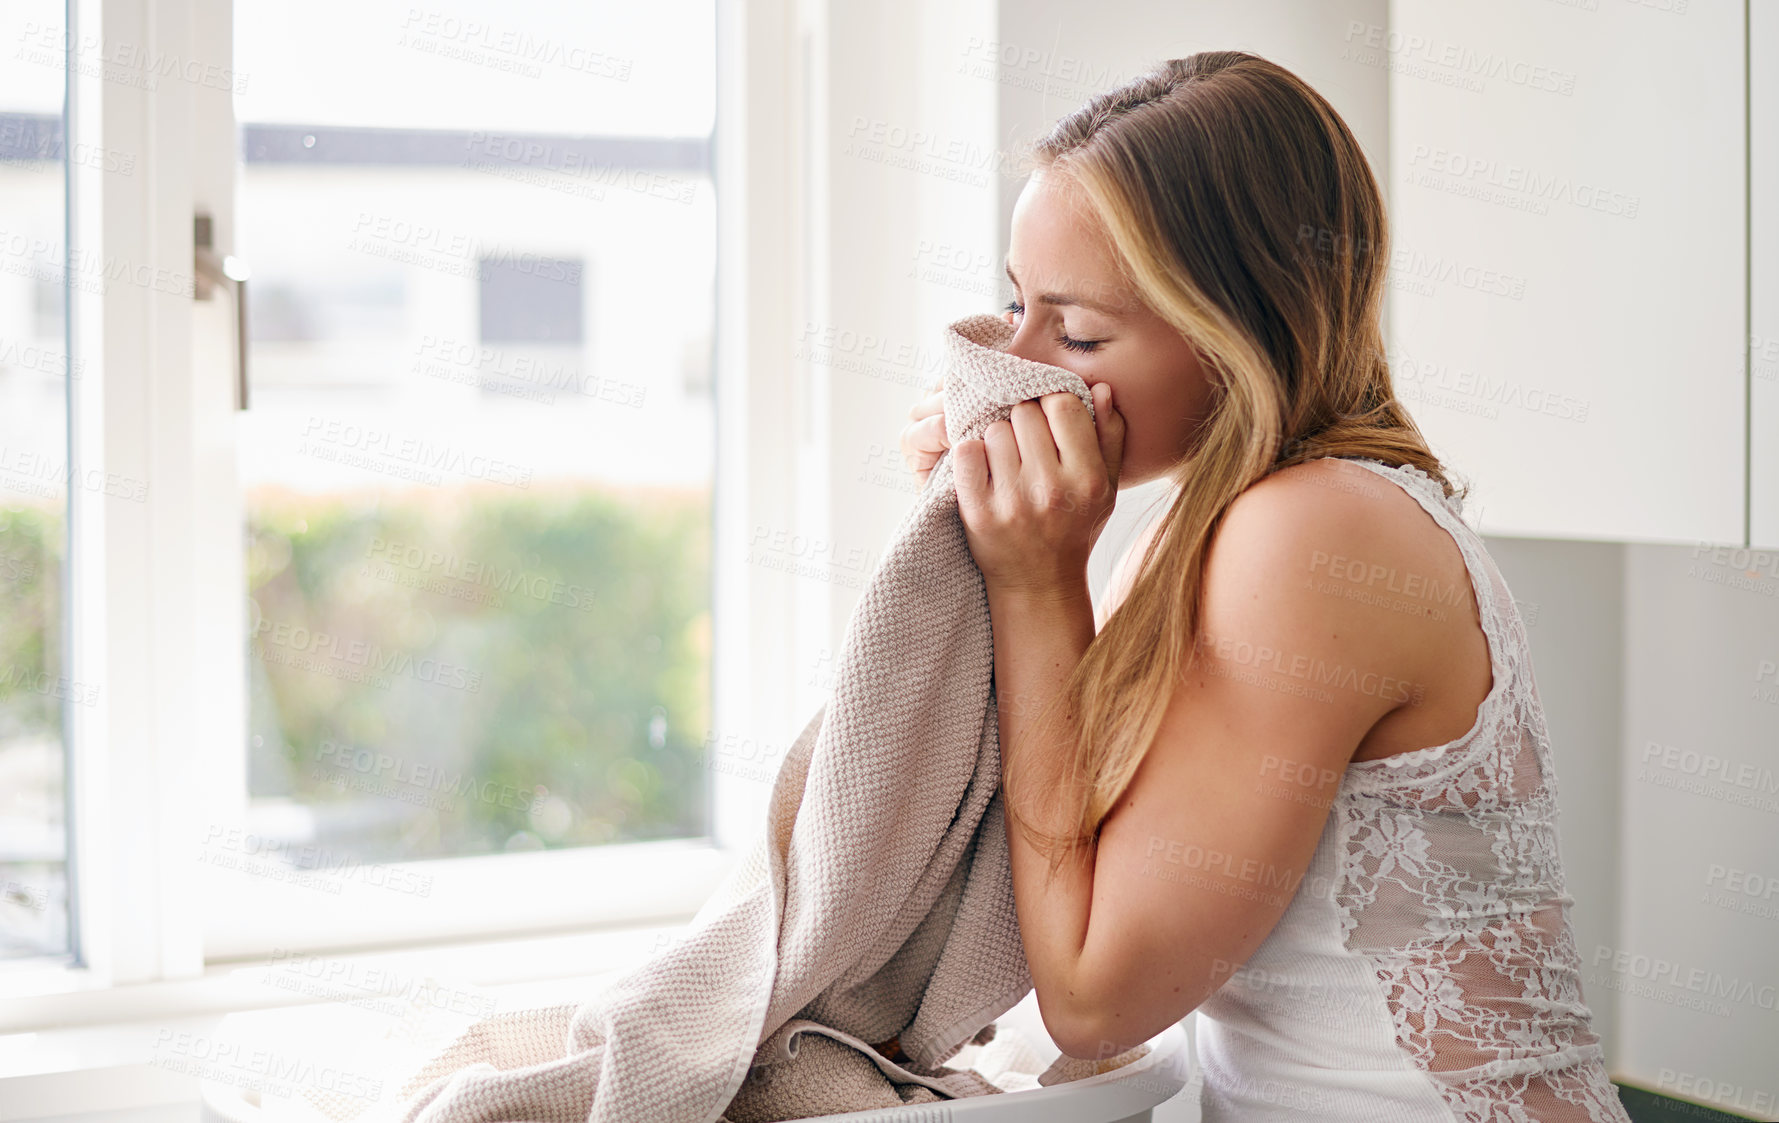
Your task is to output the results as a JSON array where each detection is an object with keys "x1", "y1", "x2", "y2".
[
  {"x1": 199, "y1": 834, "x2": 742, "y2": 960},
  {"x1": 0, "y1": 913, "x2": 700, "y2": 1120}
]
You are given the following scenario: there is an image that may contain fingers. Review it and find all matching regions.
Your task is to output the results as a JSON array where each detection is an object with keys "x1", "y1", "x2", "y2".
[
  {"x1": 1036, "y1": 392, "x2": 1096, "y2": 475},
  {"x1": 899, "y1": 409, "x2": 951, "y2": 487},
  {"x1": 953, "y1": 437, "x2": 989, "y2": 510},
  {"x1": 1007, "y1": 399, "x2": 1062, "y2": 477},
  {"x1": 911, "y1": 385, "x2": 1121, "y2": 501},
  {"x1": 899, "y1": 414, "x2": 947, "y2": 463},
  {"x1": 1091, "y1": 383, "x2": 1126, "y2": 485},
  {"x1": 1039, "y1": 386, "x2": 1126, "y2": 486},
  {"x1": 906, "y1": 449, "x2": 942, "y2": 480},
  {"x1": 982, "y1": 417, "x2": 1021, "y2": 483},
  {"x1": 907, "y1": 388, "x2": 946, "y2": 424},
  {"x1": 912, "y1": 411, "x2": 949, "y2": 451}
]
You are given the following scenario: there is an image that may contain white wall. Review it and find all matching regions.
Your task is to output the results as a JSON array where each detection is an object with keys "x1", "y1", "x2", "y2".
[
  {"x1": 1615, "y1": 543, "x2": 1779, "y2": 1114},
  {"x1": 793, "y1": 0, "x2": 1001, "y2": 725},
  {"x1": 1482, "y1": 538, "x2": 1625, "y2": 1061}
]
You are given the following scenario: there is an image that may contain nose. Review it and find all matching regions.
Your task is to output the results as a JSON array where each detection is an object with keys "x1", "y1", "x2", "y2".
[
  {"x1": 1001, "y1": 309, "x2": 1097, "y2": 385},
  {"x1": 1002, "y1": 310, "x2": 1049, "y2": 367}
]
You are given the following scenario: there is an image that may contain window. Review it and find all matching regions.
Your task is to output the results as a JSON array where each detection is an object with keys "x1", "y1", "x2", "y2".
[
  {"x1": 222, "y1": 0, "x2": 721, "y2": 946},
  {"x1": 0, "y1": 0, "x2": 73, "y2": 964},
  {"x1": 478, "y1": 252, "x2": 585, "y2": 345},
  {"x1": 1, "y1": 0, "x2": 802, "y2": 1010}
]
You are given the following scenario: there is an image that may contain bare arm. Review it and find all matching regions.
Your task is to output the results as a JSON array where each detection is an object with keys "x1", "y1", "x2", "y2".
[
  {"x1": 987, "y1": 464, "x2": 1429, "y2": 1058},
  {"x1": 989, "y1": 578, "x2": 1102, "y2": 1044}
]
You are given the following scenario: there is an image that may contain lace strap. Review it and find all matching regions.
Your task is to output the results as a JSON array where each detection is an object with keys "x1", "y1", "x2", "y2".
[{"x1": 1343, "y1": 457, "x2": 1457, "y2": 513}]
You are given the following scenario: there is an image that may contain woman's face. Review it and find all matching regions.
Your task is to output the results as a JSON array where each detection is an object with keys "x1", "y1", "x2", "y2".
[{"x1": 1002, "y1": 170, "x2": 1215, "y2": 489}]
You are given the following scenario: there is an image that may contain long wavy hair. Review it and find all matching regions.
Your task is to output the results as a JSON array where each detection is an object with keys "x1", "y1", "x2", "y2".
[{"x1": 1011, "y1": 51, "x2": 1466, "y2": 878}]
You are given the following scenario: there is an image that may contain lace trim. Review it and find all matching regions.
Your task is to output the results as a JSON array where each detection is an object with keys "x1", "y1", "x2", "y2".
[
  {"x1": 1322, "y1": 458, "x2": 1628, "y2": 1123},
  {"x1": 1346, "y1": 456, "x2": 1451, "y2": 502}
]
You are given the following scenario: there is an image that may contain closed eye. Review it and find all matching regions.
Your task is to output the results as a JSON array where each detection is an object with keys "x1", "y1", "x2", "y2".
[{"x1": 1003, "y1": 299, "x2": 1103, "y2": 353}]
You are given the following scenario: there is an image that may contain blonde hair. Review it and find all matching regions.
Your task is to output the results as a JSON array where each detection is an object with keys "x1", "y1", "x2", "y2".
[{"x1": 1011, "y1": 51, "x2": 1465, "y2": 878}]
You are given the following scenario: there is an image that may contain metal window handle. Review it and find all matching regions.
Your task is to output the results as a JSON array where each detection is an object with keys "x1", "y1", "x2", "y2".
[{"x1": 193, "y1": 213, "x2": 252, "y2": 410}]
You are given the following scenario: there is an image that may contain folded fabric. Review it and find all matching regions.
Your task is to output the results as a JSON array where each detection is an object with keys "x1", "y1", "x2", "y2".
[{"x1": 321, "y1": 313, "x2": 1148, "y2": 1123}]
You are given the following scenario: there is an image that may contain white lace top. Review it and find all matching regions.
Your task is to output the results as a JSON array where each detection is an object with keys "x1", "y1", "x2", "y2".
[{"x1": 1194, "y1": 457, "x2": 1630, "y2": 1123}]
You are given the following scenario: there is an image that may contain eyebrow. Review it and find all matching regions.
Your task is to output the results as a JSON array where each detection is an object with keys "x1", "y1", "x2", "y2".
[{"x1": 1005, "y1": 263, "x2": 1126, "y2": 316}]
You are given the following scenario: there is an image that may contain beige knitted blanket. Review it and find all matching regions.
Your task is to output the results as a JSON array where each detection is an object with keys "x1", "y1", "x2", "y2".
[{"x1": 343, "y1": 313, "x2": 1147, "y2": 1122}]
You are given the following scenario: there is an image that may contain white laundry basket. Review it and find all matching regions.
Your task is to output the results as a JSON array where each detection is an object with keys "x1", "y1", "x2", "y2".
[{"x1": 791, "y1": 1020, "x2": 1192, "y2": 1123}]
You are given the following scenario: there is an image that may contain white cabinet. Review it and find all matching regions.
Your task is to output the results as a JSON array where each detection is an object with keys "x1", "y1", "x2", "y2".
[
  {"x1": 1387, "y1": 0, "x2": 1746, "y2": 543},
  {"x1": 1754, "y1": 0, "x2": 1779, "y2": 549}
]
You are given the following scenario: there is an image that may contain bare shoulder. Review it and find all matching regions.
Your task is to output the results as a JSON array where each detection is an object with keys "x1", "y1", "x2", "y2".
[
  {"x1": 1198, "y1": 458, "x2": 1475, "y2": 707},
  {"x1": 1212, "y1": 458, "x2": 1469, "y2": 599}
]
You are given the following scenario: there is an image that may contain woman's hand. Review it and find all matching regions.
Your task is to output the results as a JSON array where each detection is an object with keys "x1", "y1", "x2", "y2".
[
  {"x1": 899, "y1": 378, "x2": 950, "y2": 488},
  {"x1": 954, "y1": 382, "x2": 1125, "y2": 596}
]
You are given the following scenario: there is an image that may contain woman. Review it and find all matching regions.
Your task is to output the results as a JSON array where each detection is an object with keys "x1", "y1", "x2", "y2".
[{"x1": 898, "y1": 52, "x2": 1629, "y2": 1123}]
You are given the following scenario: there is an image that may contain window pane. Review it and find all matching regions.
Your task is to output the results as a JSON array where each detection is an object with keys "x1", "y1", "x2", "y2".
[
  {"x1": 0, "y1": 0, "x2": 73, "y2": 960},
  {"x1": 235, "y1": 1, "x2": 716, "y2": 864}
]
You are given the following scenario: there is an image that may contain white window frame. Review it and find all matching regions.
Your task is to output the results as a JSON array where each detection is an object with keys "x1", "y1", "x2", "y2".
[{"x1": 6, "y1": 0, "x2": 809, "y2": 1013}]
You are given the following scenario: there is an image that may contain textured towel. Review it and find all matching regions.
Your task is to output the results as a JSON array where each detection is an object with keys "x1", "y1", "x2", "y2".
[{"x1": 325, "y1": 313, "x2": 1149, "y2": 1123}]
